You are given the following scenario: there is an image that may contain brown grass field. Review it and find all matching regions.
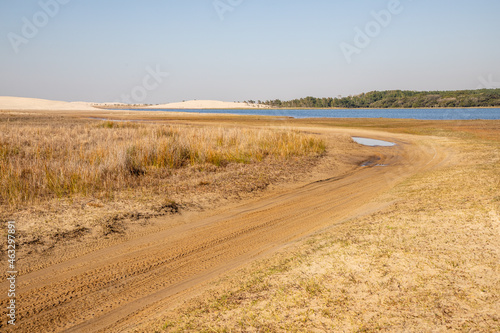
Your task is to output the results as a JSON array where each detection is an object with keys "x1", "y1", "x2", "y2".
[
  {"x1": 0, "y1": 110, "x2": 498, "y2": 332},
  {"x1": 0, "y1": 113, "x2": 326, "y2": 252}
]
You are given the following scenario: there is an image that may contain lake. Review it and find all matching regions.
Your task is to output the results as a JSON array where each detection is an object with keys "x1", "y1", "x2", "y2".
[{"x1": 129, "y1": 108, "x2": 500, "y2": 120}]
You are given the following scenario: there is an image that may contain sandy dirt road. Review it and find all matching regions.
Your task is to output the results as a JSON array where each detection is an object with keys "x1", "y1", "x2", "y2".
[{"x1": 0, "y1": 127, "x2": 449, "y2": 332}]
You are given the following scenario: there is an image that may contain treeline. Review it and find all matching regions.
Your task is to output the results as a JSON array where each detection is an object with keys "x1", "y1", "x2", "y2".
[{"x1": 249, "y1": 89, "x2": 500, "y2": 108}]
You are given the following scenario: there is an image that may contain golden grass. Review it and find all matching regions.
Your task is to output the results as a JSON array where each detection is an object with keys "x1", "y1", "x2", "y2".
[
  {"x1": 0, "y1": 118, "x2": 325, "y2": 209},
  {"x1": 160, "y1": 128, "x2": 500, "y2": 332}
]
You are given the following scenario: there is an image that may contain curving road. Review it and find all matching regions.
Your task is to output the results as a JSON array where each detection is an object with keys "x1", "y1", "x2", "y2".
[{"x1": 0, "y1": 128, "x2": 448, "y2": 332}]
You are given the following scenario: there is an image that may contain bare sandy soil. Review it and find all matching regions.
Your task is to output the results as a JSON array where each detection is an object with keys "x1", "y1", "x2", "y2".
[
  {"x1": 0, "y1": 109, "x2": 452, "y2": 332},
  {"x1": 159, "y1": 121, "x2": 499, "y2": 332}
]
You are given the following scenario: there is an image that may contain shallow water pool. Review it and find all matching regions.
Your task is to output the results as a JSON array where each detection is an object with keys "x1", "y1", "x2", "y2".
[{"x1": 352, "y1": 137, "x2": 396, "y2": 147}]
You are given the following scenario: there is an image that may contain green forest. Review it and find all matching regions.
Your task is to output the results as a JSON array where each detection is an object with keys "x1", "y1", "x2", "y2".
[{"x1": 250, "y1": 89, "x2": 500, "y2": 108}]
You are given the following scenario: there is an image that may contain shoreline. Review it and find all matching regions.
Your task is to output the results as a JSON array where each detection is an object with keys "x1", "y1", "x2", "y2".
[
  {"x1": 99, "y1": 105, "x2": 500, "y2": 111},
  {"x1": 88, "y1": 106, "x2": 500, "y2": 121},
  {"x1": 3, "y1": 108, "x2": 500, "y2": 123}
]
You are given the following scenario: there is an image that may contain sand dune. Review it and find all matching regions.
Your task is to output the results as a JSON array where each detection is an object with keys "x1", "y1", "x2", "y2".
[
  {"x1": 141, "y1": 100, "x2": 270, "y2": 109},
  {"x1": 0, "y1": 97, "x2": 270, "y2": 111},
  {"x1": 0, "y1": 96, "x2": 100, "y2": 111}
]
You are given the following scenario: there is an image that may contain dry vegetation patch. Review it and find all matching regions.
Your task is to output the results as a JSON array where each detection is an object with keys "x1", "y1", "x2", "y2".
[
  {"x1": 0, "y1": 115, "x2": 326, "y2": 251},
  {"x1": 1, "y1": 118, "x2": 324, "y2": 207},
  {"x1": 160, "y1": 131, "x2": 499, "y2": 332}
]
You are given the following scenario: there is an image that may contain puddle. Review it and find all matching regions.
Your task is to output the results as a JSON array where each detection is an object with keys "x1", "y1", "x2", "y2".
[{"x1": 352, "y1": 137, "x2": 396, "y2": 147}]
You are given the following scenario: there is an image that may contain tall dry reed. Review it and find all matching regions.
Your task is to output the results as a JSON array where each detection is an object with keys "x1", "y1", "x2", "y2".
[{"x1": 0, "y1": 121, "x2": 325, "y2": 208}]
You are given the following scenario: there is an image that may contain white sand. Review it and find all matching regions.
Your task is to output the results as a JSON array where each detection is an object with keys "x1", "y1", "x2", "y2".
[
  {"x1": 141, "y1": 100, "x2": 270, "y2": 109},
  {"x1": 0, "y1": 96, "x2": 100, "y2": 111},
  {"x1": 0, "y1": 97, "x2": 270, "y2": 111}
]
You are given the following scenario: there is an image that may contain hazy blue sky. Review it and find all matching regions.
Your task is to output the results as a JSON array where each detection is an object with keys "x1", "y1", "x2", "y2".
[{"x1": 1, "y1": 0, "x2": 499, "y2": 103}]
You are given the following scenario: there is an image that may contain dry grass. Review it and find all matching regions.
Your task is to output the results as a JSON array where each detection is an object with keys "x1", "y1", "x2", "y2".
[
  {"x1": 0, "y1": 117, "x2": 324, "y2": 209},
  {"x1": 160, "y1": 127, "x2": 500, "y2": 332},
  {"x1": 0, "y1": 114, "x2": 328, "y2": 252}
]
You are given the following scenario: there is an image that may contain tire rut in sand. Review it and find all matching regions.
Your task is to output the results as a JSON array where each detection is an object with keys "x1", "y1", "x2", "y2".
[{"x1": 0, "y1": 130, "x2": 446, "y2": 332}]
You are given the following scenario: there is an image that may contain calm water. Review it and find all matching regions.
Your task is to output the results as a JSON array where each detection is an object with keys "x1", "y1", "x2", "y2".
[
  {"x1": 352, "y1": 137, "x2": 396, "y2": 147},
  {"x1": 130, "y1": 108, "x2": 500, "y2": 120}
]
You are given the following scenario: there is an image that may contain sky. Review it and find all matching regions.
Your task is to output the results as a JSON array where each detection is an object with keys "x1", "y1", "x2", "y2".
[{"x1": 1, "y1": 0, "x2": 499, "y2": 104}]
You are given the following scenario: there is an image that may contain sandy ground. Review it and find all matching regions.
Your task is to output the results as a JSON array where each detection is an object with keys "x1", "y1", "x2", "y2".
[
  {"x1": 159, "y1": 123, "x2": 499, "y2": 332},
  {"x1": 0, "y1": 111, "x2": 450, "y2": 332}
]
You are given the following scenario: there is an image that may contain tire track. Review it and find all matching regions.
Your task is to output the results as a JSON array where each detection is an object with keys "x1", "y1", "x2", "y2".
[{"x1": 0, "y1": 129, "x2": 447, "y2": 332}]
